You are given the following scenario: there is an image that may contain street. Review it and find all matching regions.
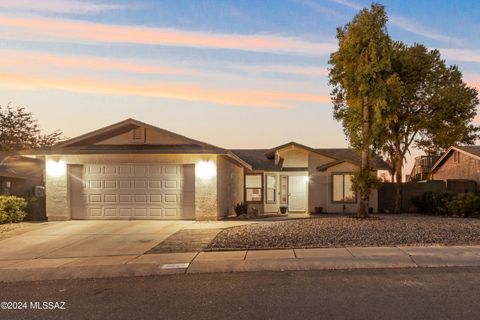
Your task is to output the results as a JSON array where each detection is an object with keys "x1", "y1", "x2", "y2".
[{"x1": 1, "y1": 267, "x2": 480, "y2": 320}]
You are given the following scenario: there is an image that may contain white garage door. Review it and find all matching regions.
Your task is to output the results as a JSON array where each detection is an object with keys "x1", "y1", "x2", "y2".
[{"x1": 70, "y1": 164, "x2": 195, "y2": 220}]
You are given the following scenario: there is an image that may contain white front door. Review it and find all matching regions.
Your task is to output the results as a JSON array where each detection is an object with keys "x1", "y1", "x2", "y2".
[{"x1": 288, "y1": 175, "x2": 306, "y2": 212}]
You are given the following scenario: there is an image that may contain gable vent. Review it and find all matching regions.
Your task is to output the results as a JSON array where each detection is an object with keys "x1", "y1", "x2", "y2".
[{"x1": 132, "y1": 127, "x2": 146, "y2": 143}]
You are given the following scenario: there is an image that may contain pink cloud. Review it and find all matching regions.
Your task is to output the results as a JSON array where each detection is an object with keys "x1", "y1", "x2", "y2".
[
  {"x1": 0, "y1": 15, "x2": 335, "y2": 56},
  {"x1": 0, "y1": 72, "x2": 330, "y2": 109},
  {"x1": 0, "y1": 50, "x2": 189, "y2": 75}
]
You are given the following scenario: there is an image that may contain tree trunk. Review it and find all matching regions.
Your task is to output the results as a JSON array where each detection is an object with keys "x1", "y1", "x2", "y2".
[
  {"x1": 358, "y1": 96, "x2": 370, "y2": 219},
  {"x1": 393, "y1": 144, "x2": 403, "y2": 214}
]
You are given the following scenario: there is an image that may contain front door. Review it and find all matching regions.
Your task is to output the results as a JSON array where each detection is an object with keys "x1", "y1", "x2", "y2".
[{"x1": 288, "y1": 175, "x2": 306, "y2": 212}]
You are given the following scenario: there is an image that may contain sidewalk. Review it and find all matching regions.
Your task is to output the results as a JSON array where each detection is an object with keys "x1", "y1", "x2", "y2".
[{"x1": 1, "y1": 245, "x2": 480, "y2": 282}]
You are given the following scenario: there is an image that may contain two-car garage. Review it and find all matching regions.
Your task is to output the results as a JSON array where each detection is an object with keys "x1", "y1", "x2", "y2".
[{"x1": 69, "y1": 164, "x2": 195, "y2": 220}]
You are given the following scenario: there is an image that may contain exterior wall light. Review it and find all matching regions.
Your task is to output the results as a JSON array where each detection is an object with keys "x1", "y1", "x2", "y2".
[
  {"x1": 46, "y1": 160, "x2": 66, "y2": 177},
  {"x1": 196, "y1": 161, "x2": 216, "y2": 180}
]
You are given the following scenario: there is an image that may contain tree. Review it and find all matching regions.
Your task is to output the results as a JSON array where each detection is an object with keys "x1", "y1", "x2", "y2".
[
  {"x1": 382, "y1": 43, "x2": 479, "y2": 213},
  {"x1": 0, "y1": 104, "x2": 64, "y2": 151},
  {"x1": 329, "y1": 3, "x2": 399, "y2": 218}
]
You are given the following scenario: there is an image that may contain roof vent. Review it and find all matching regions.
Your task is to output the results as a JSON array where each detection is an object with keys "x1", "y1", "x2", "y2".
[{"x1": 132, "y1": 127, "x2": 146, "y2": 143}]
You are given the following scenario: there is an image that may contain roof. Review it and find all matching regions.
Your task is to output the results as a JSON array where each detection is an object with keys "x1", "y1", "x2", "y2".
[
  {"x1": 55, "y1": 118, "x2": 224, "y2": 151},
  {"x1": 230, "y1": 149, "x2": 280, "y2": 171},
  {"x1": 316, "y1": 148, "x2": 389, "y2": 170},
  {"x1": 456, "y1": 145, "x2": 480, "y2": 158},
  {"x1": 232, "y1": 147, "x2": 389, "y2": 171},
  {"x1": 431, "y1": 145, "x2": 480, "y2": 172}
]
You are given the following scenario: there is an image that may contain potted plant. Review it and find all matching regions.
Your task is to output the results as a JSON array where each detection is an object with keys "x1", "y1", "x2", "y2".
[
  {"x1": 234, "y1": 202, "x2": 248, "y2": 216},
  {"x1": 279, "y1": 206, "x2": 288, "y2": 215}
]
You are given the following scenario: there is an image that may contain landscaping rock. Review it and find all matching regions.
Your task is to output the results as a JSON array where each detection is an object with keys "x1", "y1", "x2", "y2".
[{"x1": 208, "y1": 215, "x2": 480, "y2": 250}]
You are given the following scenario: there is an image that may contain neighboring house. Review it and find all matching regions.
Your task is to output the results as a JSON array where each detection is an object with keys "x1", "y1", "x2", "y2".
[
  {"x1": 16, "y1": 119, "x2": 388, "y2": 221},
  {"x1": 0, "y1": 155, "x2": 44, "y2": 197},
  {"x1": 430, "y1": 146, "x2": 480, "y2": 191},
  {"x1": 407, "y1": 155, "x2": 439, "y2": 182}
]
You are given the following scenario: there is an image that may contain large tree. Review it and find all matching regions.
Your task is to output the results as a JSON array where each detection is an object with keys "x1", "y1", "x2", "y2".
[
  {"x1": 383, "y1": 43, "x2": 479, "y2": 213},
  {"x1": 329, "y1": 3, "x2": 399, "y2": 218},
  {"x1": 0, "y1": 104, "x2": 64, "y2": 151}
]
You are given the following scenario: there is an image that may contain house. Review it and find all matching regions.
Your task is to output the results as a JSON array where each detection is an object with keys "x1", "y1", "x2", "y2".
[
  {"x1": 13, "y1": 119, "x2": 389, "y2": 221},
  {"x1": 407, "y1": 155, "x2": 439, "y2": 182},
  {"x1": 430, "y1": 146, "x2": 480, "y2": 192},
  {"x1": 0, "y1": 155, "x2": 44, "y2": 197}
]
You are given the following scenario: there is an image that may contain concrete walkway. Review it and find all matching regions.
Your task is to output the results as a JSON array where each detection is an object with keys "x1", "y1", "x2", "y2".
[{"x1": 1, "y1": 245, "x2": 480, "y2": 282}]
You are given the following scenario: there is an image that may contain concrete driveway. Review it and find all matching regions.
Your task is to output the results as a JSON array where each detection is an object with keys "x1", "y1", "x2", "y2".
[{"x1": 0, "y1": 220, "x2": 196, "y2": 260}]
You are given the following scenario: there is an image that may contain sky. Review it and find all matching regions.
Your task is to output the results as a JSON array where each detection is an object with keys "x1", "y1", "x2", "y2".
[{"x1": 1, "y1": 0, "x2": 479, "y2": 176}]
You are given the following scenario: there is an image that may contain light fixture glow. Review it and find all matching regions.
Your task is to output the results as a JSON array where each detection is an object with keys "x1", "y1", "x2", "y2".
[
  {"x1": 46, "y1": 160, "x2": 66, "y2": 177},
  {"x1": 196, "y1": 161, "x2": 216, "y2": 180},
  {"x1": 304, "y1": 176, "x2": 310, "y2": 182}
]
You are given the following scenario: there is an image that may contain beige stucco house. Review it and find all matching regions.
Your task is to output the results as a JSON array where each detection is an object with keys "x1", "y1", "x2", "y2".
[{"x1": 18, "y1": 119, "x2": 388, "y2": 221}]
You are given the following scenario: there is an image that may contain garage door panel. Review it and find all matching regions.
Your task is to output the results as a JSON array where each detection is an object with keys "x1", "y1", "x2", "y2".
[
  {"x1": 119, "y1": 180, "x2": 131, "y2": 189},
  {"x1": 149, "y1": 180, "x2": 162, "y2": 188},
  {"x1": 118, "y1": 166, "x2": 131, "y2": 175},
  {"x1": 134, "y1": 194, "x2": 147, "y2": 203},
  {"x1": 104, "y1": 194, "x2": 117, "y2": 203},
  {"x1": 119, "y1": 208, "x2": 133, "y2": 216},
  {"x1": 88, "y1": 180, "x2": 102, "y2": 189},
  {"x1": 104, "y1": 208, "x2": 117, "y2": 216},
  {"x1": 134, "y1": 208, "x2": 147, "y2": 216},
  {"x1": 150, "y1": 194, "x2": 162, "y2": 203},
  {"x1": 89, "y1": 208, "x2": 102, "y2": 216},
  {"x1": 119, "y1": 194, "x2": 132, "y2": 202},
  {"x1": 104, "y1": 180, "x2": 117, "y2": 188},
  {"x1": 150, "y1": 208, "x2": 162, "y2": 216},
  {"x1": 71, "y1": 163, "x2": 195, "y2": 220},
  {"x1": 134, "y1": 180, "x2": 147, "y2": 189},
  {"x1": 164, "y1": 208, "x2": 178, "y2": 217}
]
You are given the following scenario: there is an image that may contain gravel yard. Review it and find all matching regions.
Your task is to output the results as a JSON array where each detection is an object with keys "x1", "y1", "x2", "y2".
[{"x1": 207, "y1": 214, "x2": 480, "y2": 250}]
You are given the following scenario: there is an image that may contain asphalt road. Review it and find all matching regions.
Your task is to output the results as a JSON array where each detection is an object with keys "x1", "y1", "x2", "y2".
[{"x1": 2, "y1": 267, "x2": 480, "y2": 320}]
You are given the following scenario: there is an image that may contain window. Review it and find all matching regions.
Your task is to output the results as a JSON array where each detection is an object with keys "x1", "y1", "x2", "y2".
[
  {"x1": 332, "y1": 173, "x2": 356, "y2": 203},
  {"x1": 266, "y1": 174, "x2": 277, "y2": 204},
  {"x1": 280, "y1": 175, "x2": 288, "y2": 204},
  {"x1": 245, "y1": 174, "x2": 262, "y2": 202}
]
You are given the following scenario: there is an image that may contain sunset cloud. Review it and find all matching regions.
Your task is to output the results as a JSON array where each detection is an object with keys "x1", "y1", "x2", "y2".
[
  {"x1": 0, "y1": 50, "x2": 189, "y2": 75},
  {"x1": 440, "y1": 48, "x2": 480, "y2": 63},
  {"x1": 0, "y1": 15, "x2": 336, "y2": 56},
  {"x1": 0, "y1": 49, "x2": 329, "y2": 84},
  {"x1": 0, "y1": 0, "x2": 129, "y2": 14},
  {"x1": 231, "y1": 64, "x2": 329, "y2": 77},
  {"x1": 0, "y1": 73, "x2": 330, "y2": 109}
]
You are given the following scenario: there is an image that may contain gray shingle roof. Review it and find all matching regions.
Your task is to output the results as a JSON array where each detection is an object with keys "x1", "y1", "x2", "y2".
[
  {"x1": 456, "y1": 145, "x2": 480, "y2": 158},
  {"x1": 231, "y1": 147, "x2": 389, "y2": 171},
  {"x1": 230, "y1": 149, "x2": 280, "y2": 171}
]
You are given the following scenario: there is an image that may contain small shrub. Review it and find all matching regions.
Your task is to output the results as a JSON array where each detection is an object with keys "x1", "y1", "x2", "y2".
[
  {"x1": 411, "y1": 191, "x2": 479, "y2": 217},
  {"x1": 234, "y1": 202, "x2": 248, "y2": 216},
  {"x1": 432, "y1": 192, "x2": 454, "y2": 215},
  {"x1": 0, "y1": 196, "x2": 27, "y2": 223},
  {"x1": 446, "y1": 193, "x2": 479, "y2": 217},
  {"x1": 412, "y1": 191, "x2": 435, "y2": 214}
]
